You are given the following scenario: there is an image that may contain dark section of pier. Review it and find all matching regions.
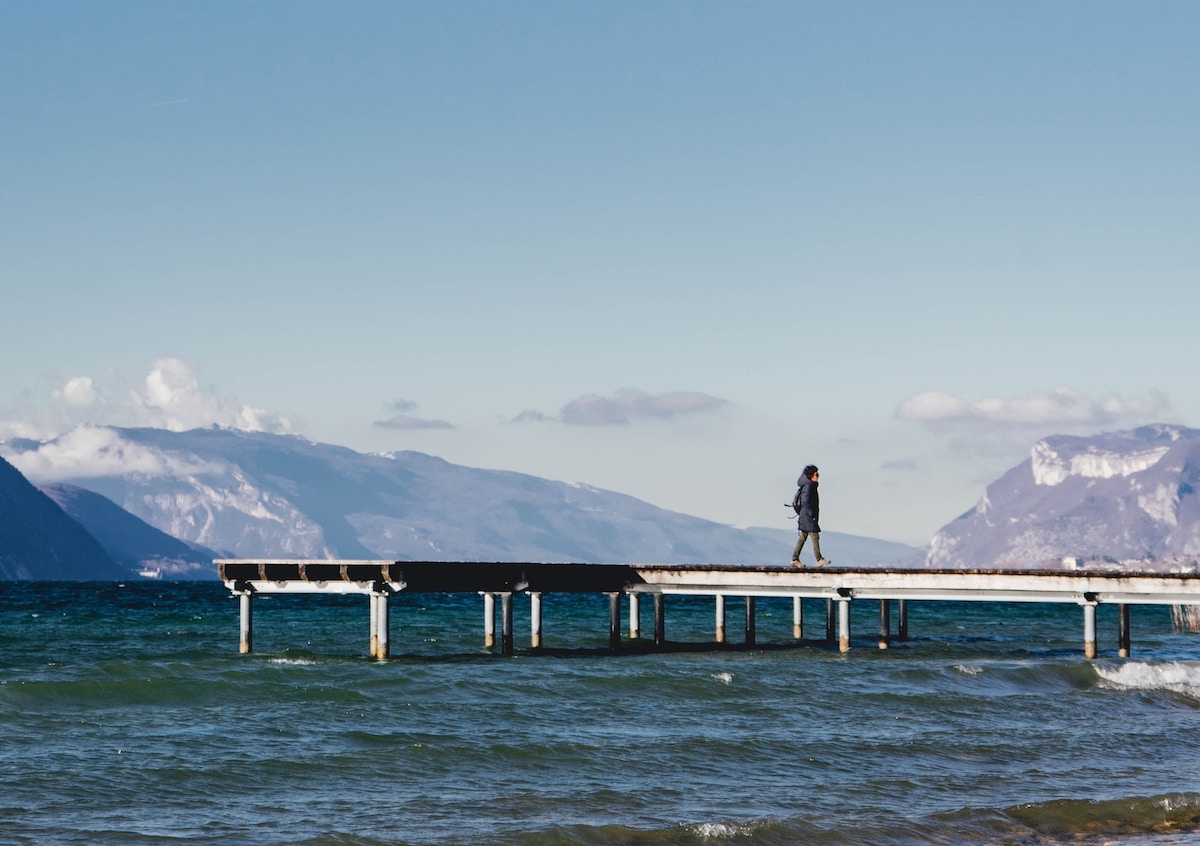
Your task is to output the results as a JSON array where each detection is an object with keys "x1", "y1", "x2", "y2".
[{"x1": 217, "y1": 560, "x2": 644, "y2": 593}]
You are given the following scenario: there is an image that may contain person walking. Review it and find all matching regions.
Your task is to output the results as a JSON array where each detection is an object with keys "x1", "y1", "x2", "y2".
[{"x1": 791, "y1": 465, "x2": 831, "y2": 567}]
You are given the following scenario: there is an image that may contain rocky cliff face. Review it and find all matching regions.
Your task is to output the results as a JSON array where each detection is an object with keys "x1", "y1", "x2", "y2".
[{"x1": 929, "y1": 424, "x2": 1200, "y2": 569}]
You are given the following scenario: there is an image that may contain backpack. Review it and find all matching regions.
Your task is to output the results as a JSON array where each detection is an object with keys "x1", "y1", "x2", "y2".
[{"x1": 789, "y1": 487, "x2": 803, "y2": 517}]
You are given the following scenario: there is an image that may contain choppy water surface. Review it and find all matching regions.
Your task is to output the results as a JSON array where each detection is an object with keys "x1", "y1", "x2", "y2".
[{"x1": 2, "y1": 582, "x2": 1200, "y2": 845}]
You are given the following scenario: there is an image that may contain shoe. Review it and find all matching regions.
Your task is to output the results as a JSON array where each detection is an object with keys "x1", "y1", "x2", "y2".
[
  {"x1": 791, "y1": 559, "x2": 804, "y2": 568},
  {"x1": 816, "y1": 558, "x2": 831, "y2": 567}
]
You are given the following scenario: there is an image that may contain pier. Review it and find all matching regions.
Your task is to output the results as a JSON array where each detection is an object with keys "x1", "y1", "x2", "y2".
[{"x1": 216, "y1": 560, "x2": 1200, "y2": 659}]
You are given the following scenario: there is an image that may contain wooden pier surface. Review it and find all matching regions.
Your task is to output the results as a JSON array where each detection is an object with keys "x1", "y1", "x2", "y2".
[{"x1": 217, "y1": 559, "x2": 1200, "y2": 605}]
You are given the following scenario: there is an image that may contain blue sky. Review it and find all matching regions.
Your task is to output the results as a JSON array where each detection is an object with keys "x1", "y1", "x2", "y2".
[{"x1": 3, "y1": 1, "x2": 1198, "y2": 546}]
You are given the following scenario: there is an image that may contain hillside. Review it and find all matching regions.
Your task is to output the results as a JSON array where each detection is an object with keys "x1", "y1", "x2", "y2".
[
  {"x1": 41, "y1": 483, "x2": 221, "y2": 579},
  {"x1": 3, "y1": 426, "x2": 918, "y2": 569},
  {"x1": 0, "y1": 455, "x2": 127, "y2": 580},
  {"x1": 928, "y1": 424, "x2": 1200, "y2": 569}
]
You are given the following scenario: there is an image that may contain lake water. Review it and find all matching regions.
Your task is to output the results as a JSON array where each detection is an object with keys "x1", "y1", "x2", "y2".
[{"x1": 3, "y1": 581, "x2": 1200, "y2": 845}]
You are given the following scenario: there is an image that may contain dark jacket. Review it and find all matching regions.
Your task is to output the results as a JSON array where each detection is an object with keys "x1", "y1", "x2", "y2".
[{"x1": 795, "y1": 476, "x2": 820, "y2": 533}]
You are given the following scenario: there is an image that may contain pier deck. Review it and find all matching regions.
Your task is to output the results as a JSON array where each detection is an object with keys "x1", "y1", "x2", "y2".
[{"x1": 216, "y1": 560, "x2": 1200, "y2": 659}]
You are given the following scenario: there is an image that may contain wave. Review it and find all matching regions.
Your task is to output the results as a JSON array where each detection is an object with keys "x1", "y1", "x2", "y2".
[
  {"x1": 473, "y1": 792, "x2": 1200, "y2": 846},
  {"x1": 938, "y1": 792, "x2": 1200, "y2": 845},
  {"x1": 1095, "y1": 661, "x2": 1200, "y2": 701}
]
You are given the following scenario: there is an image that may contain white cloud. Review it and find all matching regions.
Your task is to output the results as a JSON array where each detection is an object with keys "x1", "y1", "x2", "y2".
[
  {"x1": 374, "y1": 414, "x2": 453, "y2": 430},
  {"x1": 0, "y1": 419, "x2": 45, "y2": 441},
  {"x1": 1, "y1": 357, "x2": 297, "y2": 443},
  {"x1": 53, "y1": 376, "x2": 103, "y2": 409},
  {"x1": 373, "y1": 398, "x2": 452, "y2": 430},
  {"x1": 895, "y1": 386, "x2": 1174, "y2": 466},
  {"x1": 551, "y1": 389, "x2": 728, "y2": 426},
  {"x1": 131, "y1": 357, "x2": 295, "y2": 433},
  {"x1": 895, "y1": 392, "x2": 972, "y2": 422},
  {"x1": 561, "y1": 393, "x2": 634, "y2": 426},
  {"x1": 3, "y1": 425, "x2": 219, "y2": 482},
  {"x1": 897, "y1": 387, "x2": 1169, "y2": 428},
  {"x1": 512, "y1": 409, "x2": 550, "y2": 424}
]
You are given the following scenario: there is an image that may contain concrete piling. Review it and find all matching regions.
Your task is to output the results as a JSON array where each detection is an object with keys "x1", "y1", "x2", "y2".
[
  {"x1": 878, "y1": 599, "x2": 890, "y2": 649},
  {"x1": 715, "y1": 595, "x2": 726, "y2": 644},
  {"x1": 629, "y1": 594, "x2": 640, "y2": 639},
  {"x1": 372, "y1": 591, "x2": 390, "y2": 660},
  {"x1": 607, "y1": 592, "x2": 621, "y2": 649},
  {"x1": 531, "y1": 592, "x2": 543, "y2": 649},
  {"x1": 838, "y1": 598, "x2": 851, "y2": 653},
  {"x1": 654, "y1": 594, "x2": 665, "y2": 646},
  {"x1": 239, "y1": 591, "x2": 253, "y2": 654},
  {"x1": 1118, "y1": 603, "x2": 1131, "y2": 658},
  {"x1": 482, "y1": 592, "x2": 496, "y2": 647},
  {"x1": 793, "y1": 596, "x2": 803, "y2": 639},
  {"x1": 500, "y1": 592, "x2": 514, "y2": 655},
  {"x1": 744, "y1": 596, "x2": 756, "y2": 646},
  {"x1": 1083, "y1": 601, "x2": 1098, "y2": 660}
]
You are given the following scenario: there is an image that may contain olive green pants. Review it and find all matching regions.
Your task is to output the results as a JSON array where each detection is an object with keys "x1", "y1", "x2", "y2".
[{"x1": 792, "y1": 531, "x2": 823, "y2": 562}]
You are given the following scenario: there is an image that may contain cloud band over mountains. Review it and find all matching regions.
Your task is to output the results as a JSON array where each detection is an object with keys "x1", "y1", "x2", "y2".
[
  {"x1": 3, "y1": 360, "x2": 727, "y2": 444},
  {"x1": 897, "y1": 387, "x2": 1169, "y2": 428},
  {"x1": 4, "y1": 357, "x2": 296, "y2": 441}
]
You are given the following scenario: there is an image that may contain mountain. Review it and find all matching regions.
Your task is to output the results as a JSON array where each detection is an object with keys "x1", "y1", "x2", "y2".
[
  {"x1": 2, "y1": 426, "x2": 918, "y2": 569},
  {"x1": 929, "y1": 424, "x2": 1200, "y2": 569},
  {"x1": 0, "y1": 455, "x2": 127, "y2": 580},
  {"x1": 40, "y1": 483, "x2": 222, "y2": 579}
]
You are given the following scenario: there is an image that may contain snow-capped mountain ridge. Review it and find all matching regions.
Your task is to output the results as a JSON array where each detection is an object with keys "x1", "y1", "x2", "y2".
[
  {"x1": 930, "y1": 423, "x2": 1200, "y2": 569},
  {"x1": 1031, "y1": 440, "x2": 1173, "y2": 486},
  {"x1": 1030, "y1": 424, "x2": 1190, "y2": 487},
  {"x1": 2, "y1": 426, "x2": 919, "y2": 571}
]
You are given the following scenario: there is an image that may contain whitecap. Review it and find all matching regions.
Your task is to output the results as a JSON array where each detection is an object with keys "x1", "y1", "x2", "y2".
[
  {"x1": 711, "y1": 672, "x2": 733, "y2": 685},
  {"x1": 953, "y1": 664, "x2": 983, "y2": 676},
  {"x1": 1095, "y1": 661, "x2": 1200, "y2": 699},
  {"x1": 688, "y1": 821, "x2": 755, "y2": 838},
  {"x1": 269, "y1": 657, "x2": 318, "y2": 666}
]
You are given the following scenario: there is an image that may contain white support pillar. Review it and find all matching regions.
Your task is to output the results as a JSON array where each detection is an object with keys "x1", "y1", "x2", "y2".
[
  {"x1": 838, "y1": 597, "x2": 851, "y2": 653},
  {"x1": 629, "y1": 594, "x2": 641, "y2": 639},
  {"x1": 374, "y1": 592, "x2": 390, "y2": 660},
  {"x1": 793, "y1": 596, "x2": 803, "y2": 639},
  {"x1": 530, "y1": 592, "x2": 543, "y2": 649},
  {"x1": 1118, "y1": 603, "x2": 1131, "y2": 658},
  {"x1": 239, "y1": 591, "x2": 253, "y2": 654},
  {"x1": 482, "y1": 592, "x2": 495, "y2": 647},
  {"x1": 715, "y1": 595, "x2": 726, "y2": 643},
  {"x1": 744, "y1": 596, "x2": 756, "y2": 645},
  {"x1": 1083, "y1": 601, "x2": 1098, "y2": 660},
  {"x1": 500, "y1": 592, "x2": 514, "y2": 655},
  {"x1": 878, "y1": 599, "x2": 891, "y2": 650}
]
